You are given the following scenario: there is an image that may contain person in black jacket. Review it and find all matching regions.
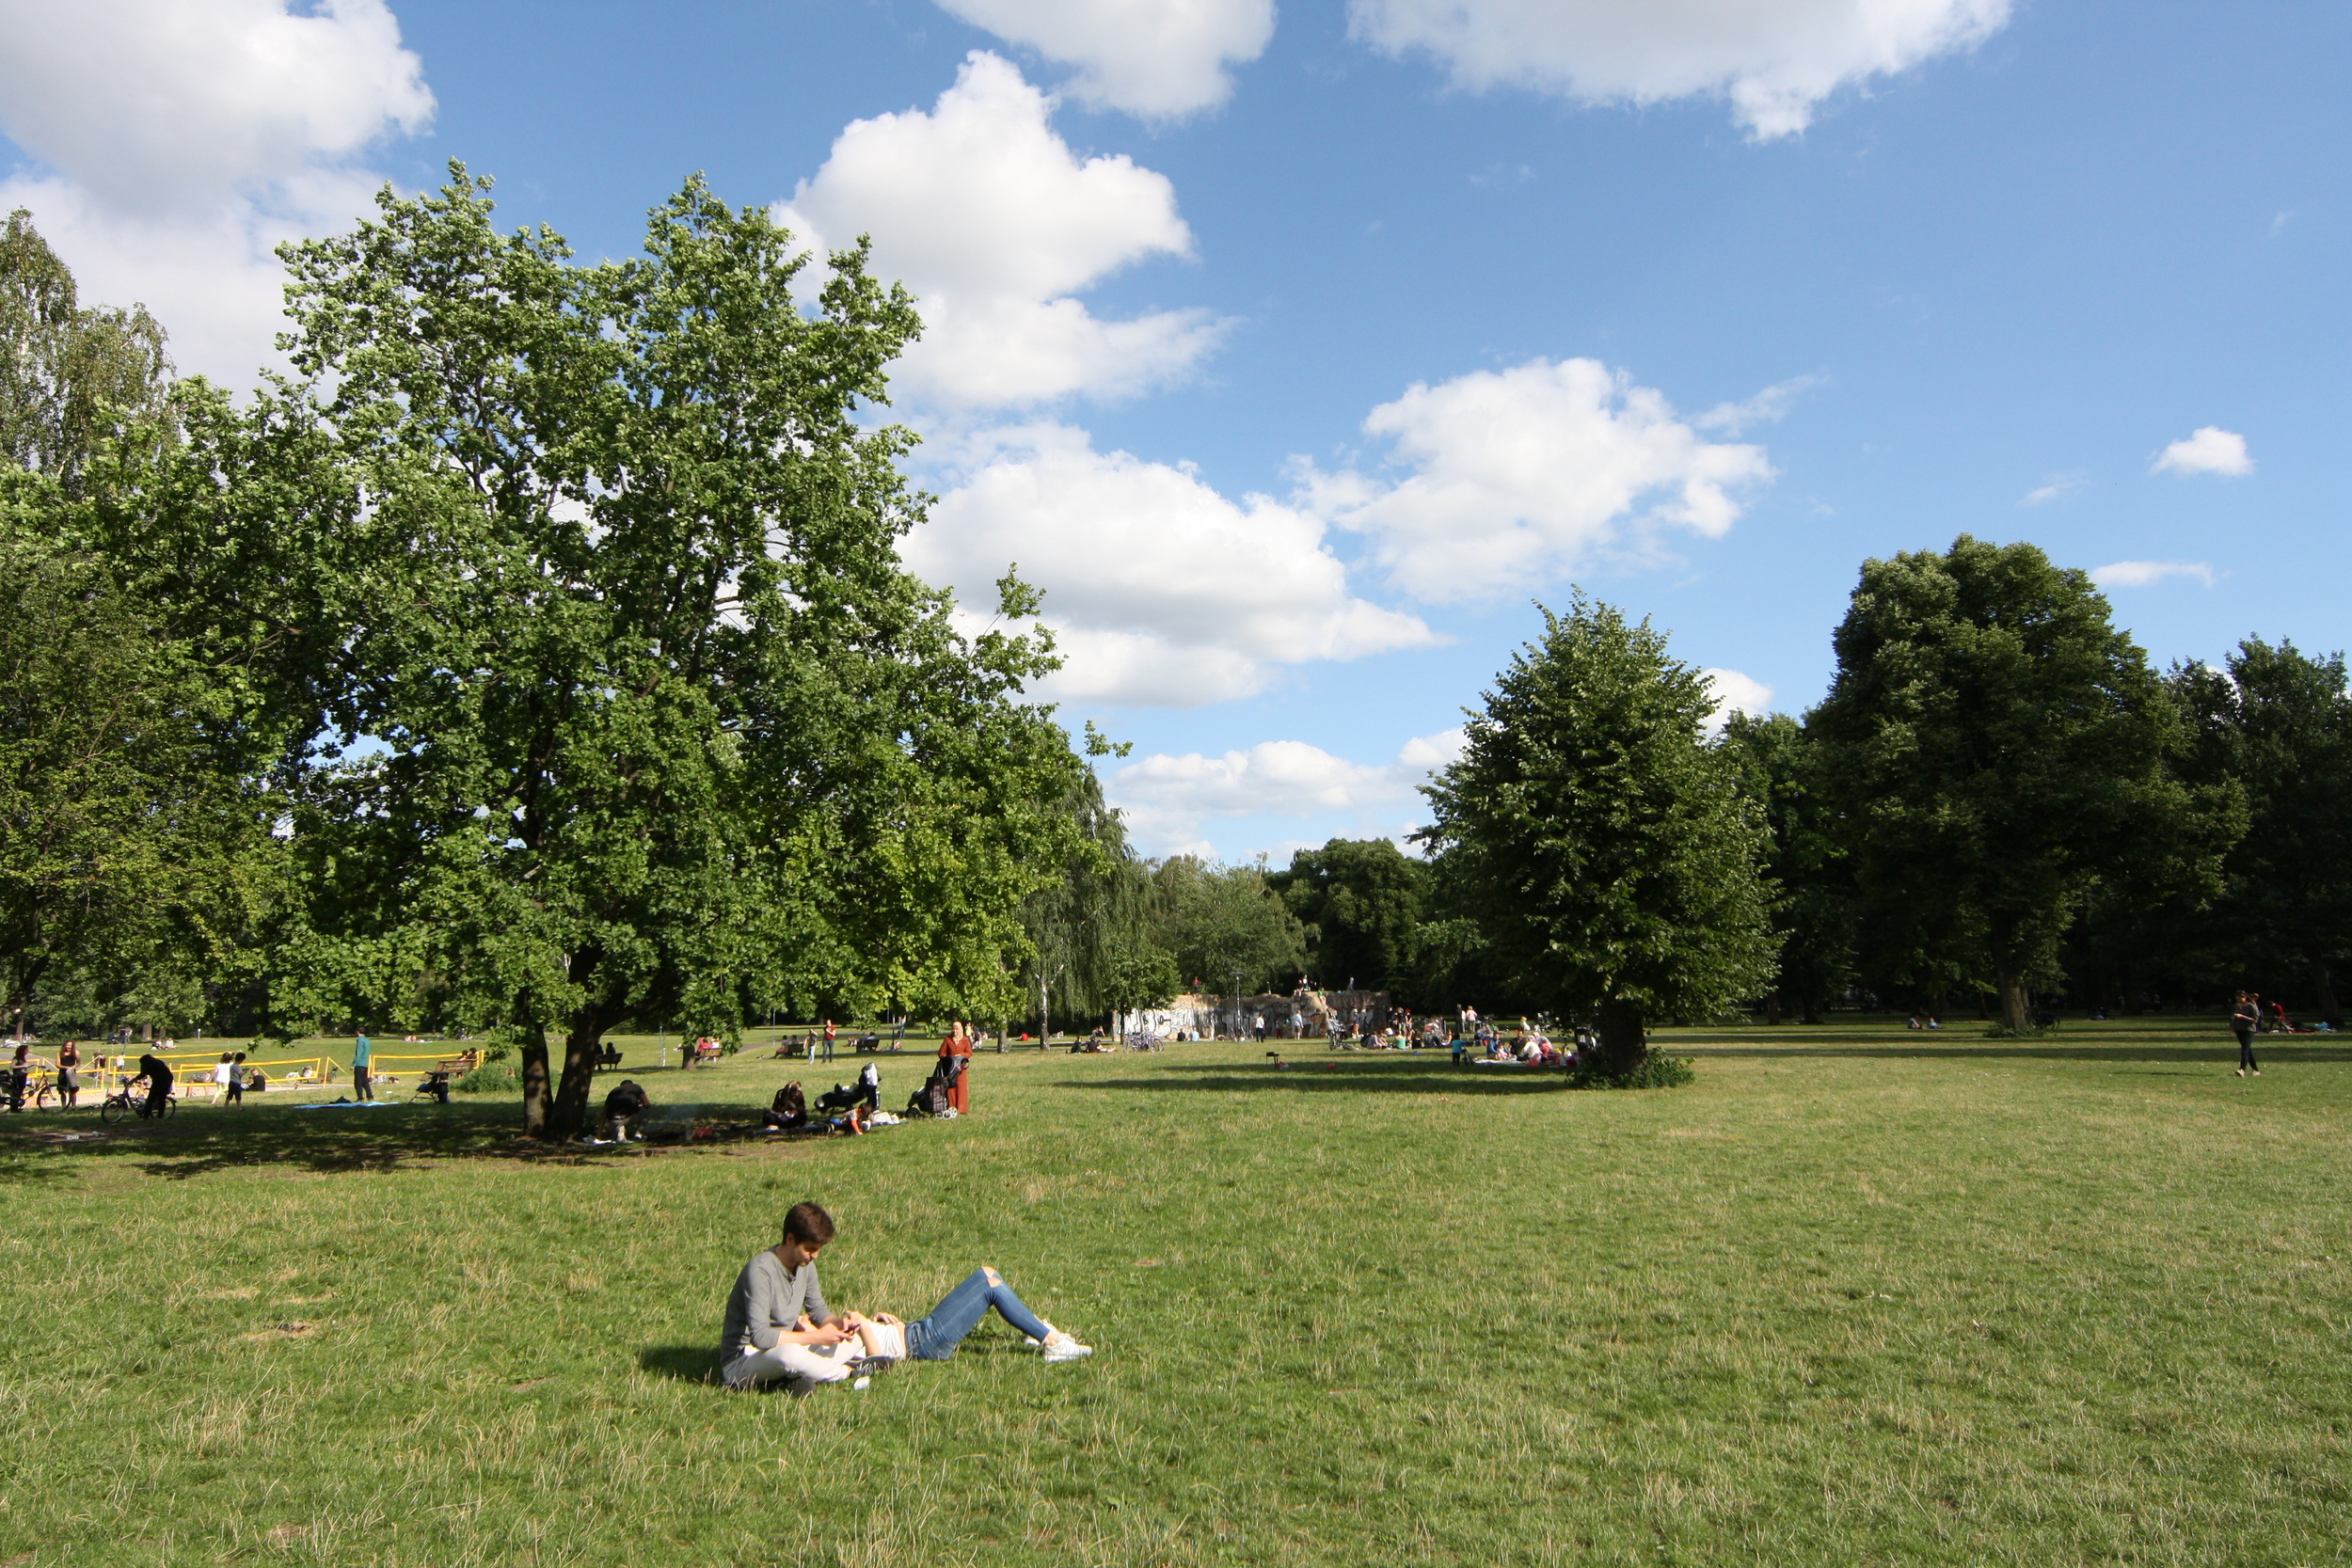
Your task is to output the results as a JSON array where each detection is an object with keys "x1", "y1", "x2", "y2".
[
  {"x1": 137, "y1": 1053, "x2": 175, "y2": 1117},
  {"x1": 602, "y1": 1079, "x2": 650, "y2": 1140}
]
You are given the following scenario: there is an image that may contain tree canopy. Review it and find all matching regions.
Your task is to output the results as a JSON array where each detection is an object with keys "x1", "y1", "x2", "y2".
[
  {"x1": 1421, "y1": 594, "x2": 1776, "y2": 1072},
  {"x1": 1808, "y1": 536, "x2": 2226, "y2": 1032},
  {"x1": 86, "y1": 168, "x2": 1084, "y2": 1135},
  {"x1": 1266, "y1": 837, "x2": 1428, "y2": 995}
]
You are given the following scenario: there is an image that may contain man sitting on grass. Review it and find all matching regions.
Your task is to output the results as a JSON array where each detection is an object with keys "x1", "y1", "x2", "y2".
[{"x1": 719, "y1": 1202, "x2": 1089, "y2": 1394}]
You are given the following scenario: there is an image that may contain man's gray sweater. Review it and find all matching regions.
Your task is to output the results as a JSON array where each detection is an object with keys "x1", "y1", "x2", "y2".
[{"x1": 721, "y1": 1249, "x2": 829, "y2": 1354}]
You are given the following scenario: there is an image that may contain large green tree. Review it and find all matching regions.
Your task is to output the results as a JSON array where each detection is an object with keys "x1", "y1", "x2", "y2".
[
  {"x1": 1017, "y1": 763, "x2": 1164, "y2": 1034},
  {"x1": 2173, "y1": 640, "x2": 2352, "y2": 1024},
  {"x1": 1266, "y1": 837, "x2": 1429, "y2": 995},
  {"x1": 1149, "y1": 857, "x2": 1308, "y2": 999},
  {"x1": 0, "y1": 525, "x2": 268, "y2": 1023},
  {"x1": 1421, "y1": 594, "x2": 1777, "y2": 1074},
  {"x1": 95, "y1": 168, "x2": 1083, "y2": 1136},
  {"x1": 1, "y1": 211, "x2": 175, "y2": 496},
  {"x1": 1808, "y1": 536, "x2": 2225, "y2": 1033},
  {"x1": 1718, "y1": 711, "x2": 1855, "y2": 1023}
]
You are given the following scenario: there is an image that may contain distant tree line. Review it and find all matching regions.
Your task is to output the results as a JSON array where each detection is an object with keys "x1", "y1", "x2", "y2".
[{"x1": 1053, "y1": 541, "x2": 2349, "y2": 1067}]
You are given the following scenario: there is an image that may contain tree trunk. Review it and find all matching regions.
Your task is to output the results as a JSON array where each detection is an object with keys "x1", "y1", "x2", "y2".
[
  {"x1": 549, "y1": 1010, "x2": 612, "y2": 1140},
  {"x1": 1763, "y1": 990, "x2": 1782, "y2": 1026},
  {"x1": 1800, "y1": 993, "x2": 1821, "y2": 1025},
  {"x1": 2312, "y1": 961, "x2": 2342, "y2": 1031},
  {"x1": 520, "y1": 1016, "x2": 553, "y2": 1138},
  {"x1": 1595, "y1": 999, "x2": 1646, "y2": 1078},
  {"x1": 1993, "y1": 968, "x2": 2033, "y2": 1033}
]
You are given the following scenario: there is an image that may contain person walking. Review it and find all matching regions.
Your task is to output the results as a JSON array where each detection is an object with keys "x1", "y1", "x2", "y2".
[
  {"x1": 2231, "y1": 991, "x2": 2262, "y2": 1077},
  {"x1": 213, "y1": 1053, "x2": 238, "y2": 1106},
  {"x1": 351, "y1": 1031, "x2": 374, "y2": 1101},
  {"x1": 225, "y1": 1052, "x2": 246, "y2": 1105},
  {"x1": 939, "y1": 1021, "x2": 973, "y2": 1116},
  {"x1": 56, "y1": 1039, "x2": 80, "y2": 1107}
]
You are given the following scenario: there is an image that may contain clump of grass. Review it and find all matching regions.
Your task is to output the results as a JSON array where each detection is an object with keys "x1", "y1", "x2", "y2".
[
  {"x1": 1569, "y1": 1051, "x2": 1697, "y2": 1088},
  {"x1": 453, "y1": 1059, "x2": 520, "y2": 1094}
]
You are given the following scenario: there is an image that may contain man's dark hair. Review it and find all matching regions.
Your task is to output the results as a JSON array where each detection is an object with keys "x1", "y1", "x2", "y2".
[{"x1": 783, "y1": 1201, "x2": 835, "y2": 1247}]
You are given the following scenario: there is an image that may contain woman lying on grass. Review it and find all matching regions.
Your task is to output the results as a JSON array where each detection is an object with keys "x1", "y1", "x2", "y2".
[{"x1": 721, "y1": 1203, "x2": 1090, "y2": 1395}]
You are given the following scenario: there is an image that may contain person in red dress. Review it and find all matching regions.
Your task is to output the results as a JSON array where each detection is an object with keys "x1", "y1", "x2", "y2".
[{"x1": 939, "y1": 1021, "x2": 973, "y2": 1114}]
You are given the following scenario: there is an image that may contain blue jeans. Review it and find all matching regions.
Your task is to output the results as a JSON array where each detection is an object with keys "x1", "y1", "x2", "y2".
[{"x1": 905, "y1": 1268, "x2": 1051, "y2": 1359}]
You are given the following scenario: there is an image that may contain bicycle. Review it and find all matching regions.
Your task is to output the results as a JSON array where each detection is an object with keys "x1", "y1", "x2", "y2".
[{"x1": 99, "y1": 1077, "x2": 177, "y2": 1125}]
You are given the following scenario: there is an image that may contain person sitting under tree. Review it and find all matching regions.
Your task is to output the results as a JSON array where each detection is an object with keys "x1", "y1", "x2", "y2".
[{"x1": 718, "y1": 1203, "x2": 1089, "y2": 1395}]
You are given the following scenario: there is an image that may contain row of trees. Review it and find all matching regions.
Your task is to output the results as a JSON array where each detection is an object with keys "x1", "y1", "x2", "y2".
[
  {"x1": 2, "y1": 173, "x2": 1100, "y2": 1136},
  {"x1": 1168, "y1": 541, "x2": 2346, "y2": 1065}
]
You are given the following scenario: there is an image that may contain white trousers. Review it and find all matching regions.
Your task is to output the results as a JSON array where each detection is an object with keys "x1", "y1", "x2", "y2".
[{"x1": 722, "y1": 1339, "x2": 858, "y2": 1391}]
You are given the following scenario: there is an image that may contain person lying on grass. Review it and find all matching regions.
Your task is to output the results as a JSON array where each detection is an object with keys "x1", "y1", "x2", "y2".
[{"x1": 720, "y1": 1202, "x2": 1090, "y2": 1394}]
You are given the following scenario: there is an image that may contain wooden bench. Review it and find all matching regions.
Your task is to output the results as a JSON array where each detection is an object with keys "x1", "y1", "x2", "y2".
[{"x1": 435, "y1": 1049, "x2": 481, "y2": 1078}]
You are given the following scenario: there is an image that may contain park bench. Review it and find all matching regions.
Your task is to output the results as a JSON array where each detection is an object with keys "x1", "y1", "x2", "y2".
[
  {"x1": 435, "y1": 1049, "x2": 481, "y2": 1079},
  {"x1": 595, "y1": 1045, "x2": 624, "y2": 1071}
]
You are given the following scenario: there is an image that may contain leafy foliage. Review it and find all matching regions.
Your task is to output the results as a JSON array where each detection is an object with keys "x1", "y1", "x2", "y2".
[
  {"x1": 1266, "y1": 837, "x2": 1429, "y2": 994},
  {"x1": 1808, "y1": 537, "x2": 2229, "y2": 1031},
  {"x1": 1421, "y1": 594, "x2": 1777, "y2": 1072},
  {"x1": 1149, "y1": 857, "x2": 1308, "y2": 997},
  {"x1": 88, "y1": 167, "x2": 1085, "y2": 1136},
  {"x1": 1717, "y1": 712, "x2": 1854, "y2": 1022},
  {"x1": 0, "y1": 524, "x2": 269, "y2": 1021},
  {"x1": 0, "y1": 210, "x2": 176, "y2": 496}
]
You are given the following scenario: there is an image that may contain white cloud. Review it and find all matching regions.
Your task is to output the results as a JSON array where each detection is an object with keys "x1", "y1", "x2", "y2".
[
  {"x1": 2090, "y1": 561, "x2": 2217, "y2": 591},
  {"x1": 2152, "y1": 426, "x2": 2253, "y2": 478},
  {"x1": 1106, "y1": 729, "x2": 1462, "y2": 856},
  {"x1": 0, "y1": 0, "x2": 433, "y2": 385},
  {"x1": 1692, "y1": 372, "x2": 1824, "y2": 436},
  {"x1": 1296, "y1": 356, "x2": 1776, "y2": 602},
  {"x1": 778, "y1": 52, "x2": 1223, "y2": 409},
  {"x1": 912, "y1": 422, "x2": 1436, "y2": 706},
  {"x1": 1702, "y1": 666, "x2": 1773, "y2": 731},
  {"x1": 2021, "y1": 470, "x2": 2087, "y2": 506},
  {"x1": 1349, "y1": 0, "x2": 2010, "y2": 138},
  {"x1": 932, "y1": 0, "x2": 1276, "y2": 119}
]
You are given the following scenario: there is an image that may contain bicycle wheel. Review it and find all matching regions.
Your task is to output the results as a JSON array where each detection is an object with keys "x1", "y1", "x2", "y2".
[
  {"x1": 99, "y1": 1096, "x2": 129, "y2": 1125},
  {"x1": 33, "y1": 1085, "x2": 56, "y2": 1110},
  {"x1": 159, "y1": 1095, "x2": 177, "y2": 1119}
]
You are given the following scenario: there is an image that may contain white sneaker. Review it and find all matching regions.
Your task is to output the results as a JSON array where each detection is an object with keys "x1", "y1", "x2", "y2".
[{"x1": 1041, "y1": 1330, "x2": 1092, "y2": 1363}]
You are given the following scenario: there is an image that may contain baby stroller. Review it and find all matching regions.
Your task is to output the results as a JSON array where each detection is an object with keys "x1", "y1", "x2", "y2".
[{"x1": 904, "y1": 1053, "x2": 963, "y2": 1117}]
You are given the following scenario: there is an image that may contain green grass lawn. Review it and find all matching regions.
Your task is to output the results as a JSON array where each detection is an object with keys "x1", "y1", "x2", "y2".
[{"x1": 3, "y1": 1019, "x2": 2346, "y2": 1566}]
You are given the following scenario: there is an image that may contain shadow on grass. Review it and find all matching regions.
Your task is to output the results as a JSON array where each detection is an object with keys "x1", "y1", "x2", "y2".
[
  {"x1": 0, "y1": 1099, "x2": 646, "y2": 1182},
  {"x1": 638, "y1": 1345, "x2": 723, "y2": 1384},
  {"x1": 1059, "y1": 1058, "x2": 1567, "y2": 1096},
  {"x1": 1680, "y1": 1043, "x2": 2352, "y2": 1063}
]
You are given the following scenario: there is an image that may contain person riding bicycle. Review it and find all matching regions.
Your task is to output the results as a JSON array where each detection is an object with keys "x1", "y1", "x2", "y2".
[{"x1": 136, "y1": 1052, "x2": 174, "y2": 1118}]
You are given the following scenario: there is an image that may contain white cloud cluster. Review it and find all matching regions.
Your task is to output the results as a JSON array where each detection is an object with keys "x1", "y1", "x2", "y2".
[
  {"x1": 1298, "y1": 356, "x2": 1776, "y2": 602},
  {"x1": 1106, "y1": 728, "x2": 1465, "y2": 857},
  {"x1": 1348, "y1": 0, "x2": 2010, "y2": 138},
  {"x1": 911, "y1": 423, "x2": 1436, "y2": 706},
  {"x1": 0, "y1": 0, "x2": 434, "y2": 382},
  {"x1": 2090, "y1": 561, "x2": 2217, "y2": 591},
  {"x1": 778, "y1": 52, "x2": 1223, "y2": 409},
  {"x1": 932, "y1": 0, "x2": 1276, "y2": 119},
  {"x1": 2152, "y1": 426, "x2": 2253, "y2": 478},
  {"x1": 1703, "y1": 666, "x2": 1773, "y2": 730}
]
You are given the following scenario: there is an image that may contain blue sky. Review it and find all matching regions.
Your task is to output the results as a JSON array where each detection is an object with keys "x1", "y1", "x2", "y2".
[{"x1": 4, "y1": 2, "x2": 2344, "y2": 859}]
